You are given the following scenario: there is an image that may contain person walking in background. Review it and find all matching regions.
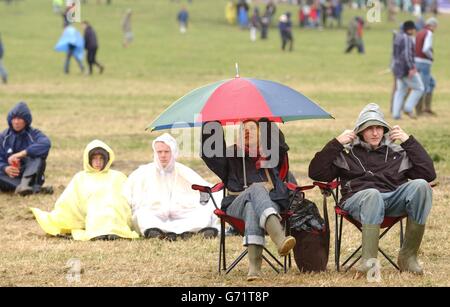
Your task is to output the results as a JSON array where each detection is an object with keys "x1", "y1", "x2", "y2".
[
  {"x1": 177, "y1": 6, "x2": 189, "y2": 34},
  {"x1": 279, "y1": 12, "x2": 293, "y2": 52},
  {"x1": 237, "y1": 0, "x2": 249, "y2": 29},
  {"x1": 345, "y1": 16, "x2": 365, "y2": 54},
  {"x1": 122, "y1": 9, "x2": 133, "y2": 48},
  {"x1": 249, "y1": 7, "x2": 261, "y2": 42},
  {"x1": 392, "y1": 20, "x2": 424, "y2": 120},
  {"x1": 0, "y1": 33, "x2": 8, "y2": 84},
  {"x1": 225, "y1": 1, "x2": 237, "y2": 25},
  {"x1": 55, "y1": 23, "x2": 85, "y2": 74},
  {"x1": 415, "y1": 17, "x2": 438, "y2": 116},
  {"x1": 82, "y1": 21, "x2": 104, "y2": 75}
]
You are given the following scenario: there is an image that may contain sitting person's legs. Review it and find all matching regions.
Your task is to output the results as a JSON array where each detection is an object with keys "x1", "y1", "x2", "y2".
[
  {"x1": 226, "y1": 183, "x2": 295, "y2": 280},
  {"x1": 343, "y1": 188, "x2": 385, "y2": 273},
  {"x1": 0, "y1": 173, "x2": 20, "y2": 192},
  {"x1": 382, "y1": 179, "x2": 432, "y2": 274},
  {"x1": 15, "y1": 157, "x2": 47, "y2": 195}
]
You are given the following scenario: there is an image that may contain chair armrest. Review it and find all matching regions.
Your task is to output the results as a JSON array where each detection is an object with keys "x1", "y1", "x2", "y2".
[
  {"x1": 285, "y1": 182, "x2": 315, "y2": 192},
  {"x1": 191, "y1": 182, "x2": 225, "y2": 193},
  {"x1": 313, "y1": 180, "x2": 339, "y2": 190}
]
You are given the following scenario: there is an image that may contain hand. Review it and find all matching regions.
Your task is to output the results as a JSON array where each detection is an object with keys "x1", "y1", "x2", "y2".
[
  {"x1": 7, "y1": 150, "x2": 26, "y2": 165},
  {"x1": 336, "y1": 130, "x2": 357, "y2": 145},
  {"x1": 408, "y1": 68, "x2": 417, "y2": 79},
  {"x1": 5, "y1": 166, "x2": 20, "y2": 178},
  {"x1": 389, "y1": 125, "x2": 409, "y2": 143}
]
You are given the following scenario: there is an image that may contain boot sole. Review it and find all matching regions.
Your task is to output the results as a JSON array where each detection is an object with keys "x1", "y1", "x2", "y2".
[
  {"x1": 247, "y1": 275, "x2": 262, "y2": 282},
  {"x1": 278, "y1": 236, "x2": 296, "y2": 257}
]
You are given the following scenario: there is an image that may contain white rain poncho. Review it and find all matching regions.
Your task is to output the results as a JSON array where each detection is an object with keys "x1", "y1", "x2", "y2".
[{"x1": 123, "y1": 133, "x2": 221, "y2": 235}]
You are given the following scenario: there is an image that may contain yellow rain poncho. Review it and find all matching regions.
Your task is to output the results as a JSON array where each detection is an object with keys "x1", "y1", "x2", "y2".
[
  {"x1": 225, "y1": 1, "x2": 237, "y2": 25},
  {"x1": 30, "y1": 140, "x2": 139, "y2": 241}
]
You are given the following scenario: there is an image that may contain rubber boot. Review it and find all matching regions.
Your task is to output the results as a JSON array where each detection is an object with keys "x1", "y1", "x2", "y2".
[
  {"x1": 356, "y1": 224, "x2": 380, "y2": 274},
  {"x1": 398, "y1": 218, "x2": 425, "y2": 275},
  {"x1": 415, "y1": 95, "x2": 425, "y2": 116},
  {"x1": 15, "y1": 176, "x2": 33, "y2": 196},
  {"x1": 265, "y1": 215, "x2": 296, "y2": 257},
  {"x1": 247, "y1": 244, "x2": 263, "y2": 281},
  {"x1": 423, "y1": 93, "x2": 436, "y2": 116}
]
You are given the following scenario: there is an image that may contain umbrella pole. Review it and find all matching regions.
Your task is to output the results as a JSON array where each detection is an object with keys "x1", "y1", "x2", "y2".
[{"x1": 240, "y1": 122, "x2": 248, "y2": 189}]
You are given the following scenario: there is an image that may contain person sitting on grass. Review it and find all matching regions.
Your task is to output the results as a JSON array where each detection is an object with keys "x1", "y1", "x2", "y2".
[
  {"x1": 30, "y1": 140, "x2": 139, "y2": 241},
  {"x1": 0, "y1": 102, "x2": 52, "y2": 196},
  {"x1": 123, "y1": 133, "x2": 220, "y2": 241}
]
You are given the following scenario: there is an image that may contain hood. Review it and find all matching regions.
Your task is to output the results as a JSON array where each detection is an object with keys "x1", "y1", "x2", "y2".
[
  {"x1": 83, "y1": 140, "x2": 115, "y2": 173},
  {"x1": 7, "y1": 102, "x2": 32, "y2": 129},
  {"x1": 354, "y1": 103, "x2": 390, "y2": 135},
  {"x1": 152, "y1": 133, "x2": 179, "y2": 174}
]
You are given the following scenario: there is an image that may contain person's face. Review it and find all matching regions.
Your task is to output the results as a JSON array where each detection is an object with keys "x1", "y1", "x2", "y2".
[
  {"x1": 155, "y1": 142, "x2": 172, "y2": 168},
  {"x1": 361, "y1": 126, "x2": 385, "y2": 149},
  {"x1": 243, "y1": 121, "x2": 259, "y2": 149},
  {"x1": 91, "y1": 154, "x2": 105, "y2": 171},
  {"x1": 11, "y1": 117, "x2": 26, "y2": 132},
  {"x1": 430, "y1": 24, "x2": 437, "y2": 32},
  {"x1": 406, "y1": 28, "x2": 416, "y2": 36}
]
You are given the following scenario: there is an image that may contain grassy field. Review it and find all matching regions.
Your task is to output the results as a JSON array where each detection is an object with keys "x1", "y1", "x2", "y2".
[{"x1": 0, "y1": 0, "x2": 449, "y2": 286}]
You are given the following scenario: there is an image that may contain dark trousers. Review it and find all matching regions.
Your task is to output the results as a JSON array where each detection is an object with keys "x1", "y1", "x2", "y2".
[
  {"x1": 64, "y1": 44, "x2": 84, "y2": 74},
  {"x1": 345, "y1": 42, "x2": 365, "y2": 54},
  {"x1": 281, "y1": 32, "x2": 293, "y2": 51},
  {"x1": 86, "y1": 47, "x2": 103, "y2": 74},
  {"x1": 0, "y1": 157, "x2": 46, "y2": 192}
]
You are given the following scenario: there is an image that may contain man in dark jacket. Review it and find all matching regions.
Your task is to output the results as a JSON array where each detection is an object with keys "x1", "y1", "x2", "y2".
[
  {"x1": 278, "y1": 12, "x2": 293, "y2": 52},
  {"x1": 82, "y1": 21, "x2": 104, "y2": 75},
  {"x1": 309, "y1": 103, "x2": 435, "y2": 276},
  {"x1": 201, "y1": 120, "x2": 295, "y2": 281},
  {"x1": 0, "y1": 102, "x2": 52, "y2": 195}
]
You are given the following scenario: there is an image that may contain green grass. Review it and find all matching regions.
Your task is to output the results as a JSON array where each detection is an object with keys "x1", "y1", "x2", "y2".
[{"x1": 0, "y1": 0, "x2": 449, "y2": 286}]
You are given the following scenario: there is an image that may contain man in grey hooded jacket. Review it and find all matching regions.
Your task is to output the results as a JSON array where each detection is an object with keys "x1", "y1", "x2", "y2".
[{"x1": 309, "y1": 103, "x2": 436, "y2": 275}]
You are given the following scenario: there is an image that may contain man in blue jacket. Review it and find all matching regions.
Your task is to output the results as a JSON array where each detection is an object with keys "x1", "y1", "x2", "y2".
[{"x1": 0, "y1": 102, "x2": 52, "y2": 195}]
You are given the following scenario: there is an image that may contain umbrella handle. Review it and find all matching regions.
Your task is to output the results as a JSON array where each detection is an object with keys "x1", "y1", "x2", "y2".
[{"x1": 240, "y1": 122, "x2": 248, "y2": 188}]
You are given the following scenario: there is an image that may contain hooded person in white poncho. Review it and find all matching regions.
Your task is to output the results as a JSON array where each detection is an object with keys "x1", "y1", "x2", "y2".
[{"x1": 123, "y1": 133, "x2": 220, "y2": 238}]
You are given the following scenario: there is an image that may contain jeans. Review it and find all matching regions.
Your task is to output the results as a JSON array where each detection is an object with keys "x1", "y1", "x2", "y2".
[
  {"x1": 416, "y1": 61, "x2": 436, "y2": 94},
  {"x1": 64, "y1": 44, "x2": 84, "y2": 74},
  {"x1": 392, "y1": 73, "x2": 424, "y2": 119},
  {"x1": 342, "y1": 179, "x2": 432, "y2": 225},
  {"x1": 226, "y1": 183, "x2": 280, "y2": 246}
]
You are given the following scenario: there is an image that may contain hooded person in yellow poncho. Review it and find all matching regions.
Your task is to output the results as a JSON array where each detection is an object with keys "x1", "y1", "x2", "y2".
[{"x1": 30, "y1": 140, "x2": 139, "y2": 241}]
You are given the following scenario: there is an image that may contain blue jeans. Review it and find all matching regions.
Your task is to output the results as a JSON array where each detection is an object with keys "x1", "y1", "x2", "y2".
[
  {"x1": 342, "y1": 179, "x2": 432, "y2": 225},
  {"x1": 392, "y1": 73, "x2": 424, "y2": 119},
  {"x1": 416, "y1": 61, "x2": 436, "y2": 94},
  {"x1": 226, "y1": 183, "x2": 280, "y2": 246}
]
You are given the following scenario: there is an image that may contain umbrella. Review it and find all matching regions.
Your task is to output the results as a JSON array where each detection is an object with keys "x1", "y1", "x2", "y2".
[
  {"x1": 147, "y1": 77, "x2": 333, "y2": 131},
  {"x1": 148, "y1": 72, "x2": 333, "y2": 187}
]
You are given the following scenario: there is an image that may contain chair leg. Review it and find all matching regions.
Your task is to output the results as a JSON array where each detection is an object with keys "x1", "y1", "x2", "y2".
[
  {"x1": 335, "y1": 213, "x2": 344, "y2": 272},
  {"x1": 225, "y1": 249, "x2": 248, "y2": 275},
  {"x1": 400, "y1": 219, "x2": 404, "y2": 248},
  {"x1": 262, "y1": 253, "x2": 280, "y2": 274},
  {"x1": 219, "y1": 219, "x2": 226, "y2": 273},
  {"x1": 379, "y1": 247, "x2": 400, "y2": 271}
]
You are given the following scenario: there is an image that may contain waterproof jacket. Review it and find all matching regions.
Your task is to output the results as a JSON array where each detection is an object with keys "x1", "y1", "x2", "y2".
[
  {"x1": 309, "y1": 136, "x2": 436, "y2": 205},
  {"x1": 201, "y1": 121, "x2": 290, "y2": 210},
  {"x1": 0, "y1": 102, "x2": 51, "y2": 173},
  {"x1": 31, "y1": 140, "x2": 139, "y2": 241}
]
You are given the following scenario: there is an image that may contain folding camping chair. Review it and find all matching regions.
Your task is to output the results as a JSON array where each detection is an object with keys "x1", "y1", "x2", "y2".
[
  {"x1": 312, "y1": 181, "x2": 406, "y2": 272},
  {"x1": 191, "y1": 180, "x2": 315, "y2": 275}
]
